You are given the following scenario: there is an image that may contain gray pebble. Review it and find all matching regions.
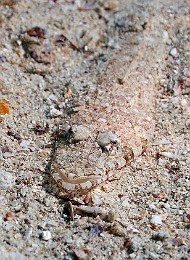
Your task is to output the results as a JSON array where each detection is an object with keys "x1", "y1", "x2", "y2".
[
  {"x1": 72, "y1": 125, "x2": 91, "y2": 141},
  {"x1": 97, "y1": 131, "x2": 118, "y2": 149},
  {"x1": 169, "y1": 47, "x2": 178, "y2": 58},
  {"x1": 0, "y1": 171, "x2": 15, "y2": 190}
]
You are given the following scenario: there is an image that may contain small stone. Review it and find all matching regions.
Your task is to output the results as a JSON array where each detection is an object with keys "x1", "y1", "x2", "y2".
[
  {"x1": 181, "y1": 98, "x2": 187, "y2": 106},
  {"x1": 151, "y1": 215, "x2": 162, "y2": 225},
  {"x1": 164, "y1": 203, "x2": 170, "y2": 209},
  {"x1": 58, "y1": 102, "x2": 66, "y2": 109},
  {"x1": 25, "y1": 227, "x2": 33, "y2": 241},
  {"x1": 72, "y1": 125, "x2": 91, "y2": 141},
  {"x1": 122, "y1": 198, "x2": 131, "y2": 208},
  {"x1": 163, "y1": 30, "x2": 169, "y2": 43},
  {"x1": 185, "y1": 224, "x2": 190, "y2": 229},
  {"x1": 64, "y1": 86, "x2": 73, "y2": 99},
  {"x1": 89, "y1": 224, "x2": 103, "y2": 235},
  {"x1": 92, "y1": 194, "x2": 102, "y2": 206},
  {"x1": 40, "y1": 230, "x2": 52, "y2": 241},
  {"x1": 48, "y1": 94, "x2": 57, "y2": 101},
  {"x1": 20, "y1": 187, "x2": 28, "y2": 197},
  {"x1": 127, "y1": 225, "x2": 139, "y2": 234},
  {"x1": 169, "y1": 47, "x2": 178, "y2": 58},
  {"x1": 0, "y1": 171, "x2": 15, "y2": 190},
  {"x1": 64, "y1": 252, "x2": 77, "y2": 260},
  {"x1": 97, "y1": 131, "x2": 118, "y2": 149},
  {"x1": 152, "y1": 231, "x2": 168, "y2": 241},
  {"x1": 149, "y1": 203, "x2": 156, "y2": 210},
  {"x1": 159, "y1": 151, "x2": 174, "y2": 159},
  {"x1": 49, "y1": 108, "x2": 62, "y2": 117},
  {"x1": 20, "y1": 140, "x2": 31, "y2": 148},
  {"x1": 110, "y1": 223, "x2": 125, "y2": 237},
  {"x1": 73, "y1": 249, "x2": 87, "y2": 259},
  {"x1": 103, "y1": 0, "x2": 120, "y2": 11},
  {"x1": 26, "y1": 26, "x2": 46, "y2": 39},
  {"x1": 169, "y1": 237, "x2": 186, "y2": 247}
]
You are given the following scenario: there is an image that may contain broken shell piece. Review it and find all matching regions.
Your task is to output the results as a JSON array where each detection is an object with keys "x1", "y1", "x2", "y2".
[
  {"x1": 40, "y1": 231, "x2": 52, "y2": 241},
  {"x1": 151, "y1": 215, "x2": 162, "y2": 225},
  {"x1": 159, "y1": 151, "x2": 174, "y2": 159}
]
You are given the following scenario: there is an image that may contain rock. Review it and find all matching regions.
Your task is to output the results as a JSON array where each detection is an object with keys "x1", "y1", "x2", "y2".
[
  {"x1": 92, "y1": 194, "x2": 102, "y2": 206},
  {"x1": 151, "y1": 215, "x2": 162, "y2": 225},
  {"x1": 49, "y1": 108, "x2": 62, "y2": 117},
  {"x1": 149, "y1": 203, "x2": 156, "y2": 210},
  {"x1": 89, "y1": 224, "x2": 104, "y2": 235},
  {"x1": 110, "y1": 223, "x2": 126, "y2": 237},
  {"x1": 164, "y1": 203, "x2": 170, "y2": 209},
  {"x1": 25, "y1": 227, "x2": 33, "y2": 241},
  {"x1": 163, "y1": 30, "x2": 170, "y2": 43},
  {"x1": 103, "y1": 0, "x2": 120, "y2": 11},
  {"x1": 64, "y1": 252, "x2": 77, "y2": 260},
  {"x1": 0, "y1": 171, "x2": 15, "y2": 190},
  {"x1": 122, "y1": 198, "x2": 131, "y2": 208},
  {"x1": 152, "y1": 231, "x2": 169, "y2": 241},
  {"x1": 159, "y1": 151, "x2": 174, "y2": 159},
  {"x1": 73, "y1": 249, "x2": 88, "y2": 259},
  {"x1": 97, "y1": 131, "x2": 118, "y2": 150},
  {"x1": 40, "y1": 230, "x2": 52, "y2": 241},
  {"x1": 20, "y1": 140, "x2": 31, "y2": 148},
  {"x1": 71, "y1": 125, "x2": 91, "y2": 141},
  {"x1": 169, "y1": 47, "x2": 178, "y2": 58}
]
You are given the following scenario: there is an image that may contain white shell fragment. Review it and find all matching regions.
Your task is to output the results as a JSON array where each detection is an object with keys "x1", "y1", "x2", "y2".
[
  {"x1": 169, "y1": 47, "x2": 178, "y2": 58},
  {"x1": 159, "y1": 151, "x2": 174, "y2": 159},
  {"x1": 20, "y1": 140, "x2": 30, "y2": 148},
  {"x1": 151, "y1": 215, "x2": 162, "y2": 225},
  {"x1": 41, "y1": 231, "x2": 52, "y2": 241}
]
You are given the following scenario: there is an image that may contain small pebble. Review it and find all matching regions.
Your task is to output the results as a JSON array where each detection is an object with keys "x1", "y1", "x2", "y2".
[
  {"x1": 92, "y1": 195, "x2": 102, "y2": 206},
  {"x1": 103, "y1": 0, "x2": 120, "y2": 11},
  {"x1": 0, "y1": 171, "x2": 15, "y2": 189},
  {"x1": 49, "y1": 108, "x2": 62, "y2": 117},
  {"x1": 122, "y1": 198, "x2": 131, "y2": 208},
  {"x1": 73, "y1": 249, "x2": 87, "y2": 259},
  {"x1": 40, "y1": 230, "x2": 52, "y2": 241},
  {"x1": 25, "y1": 227, "x2": 33, "y2": 241},
  {"x1": 127, "y1": 225, "x2": 139, "y2": 234},
  {"x1": 110, "y1": 223, "x2": 125, "y2": 237},
  {"x1": 149, "y1": 203, "x2": 156, "y2": 210},
  {"x1": 151, "y1": 215, "x2": 162, "y2": 225},
  {"x1": 72, "y1": 125, "x2": 91, "y2": 141},
  {"x1": 164, "y1": 203, "x2": 170, "y2": 209},
  {"x1": 20, "y1": 140, "x2": 31, "y2": 148},
  {"x1": 159, "y1": 151, "x2": 174, "y2": 159},
  {"x1": 89, "y1": 224, "x2": 103, "y2": 235},
  {"x1": 169, "y1": 47, "x2": 178, "y2": 58},
  {"x1": 163, "y1": 30, "x2": 169, "y2": 43}
]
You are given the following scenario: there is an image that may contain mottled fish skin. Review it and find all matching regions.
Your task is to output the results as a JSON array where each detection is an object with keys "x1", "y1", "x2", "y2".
[{"x1": 51, "y1": 17, "x2": 168, "y2": 195}]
